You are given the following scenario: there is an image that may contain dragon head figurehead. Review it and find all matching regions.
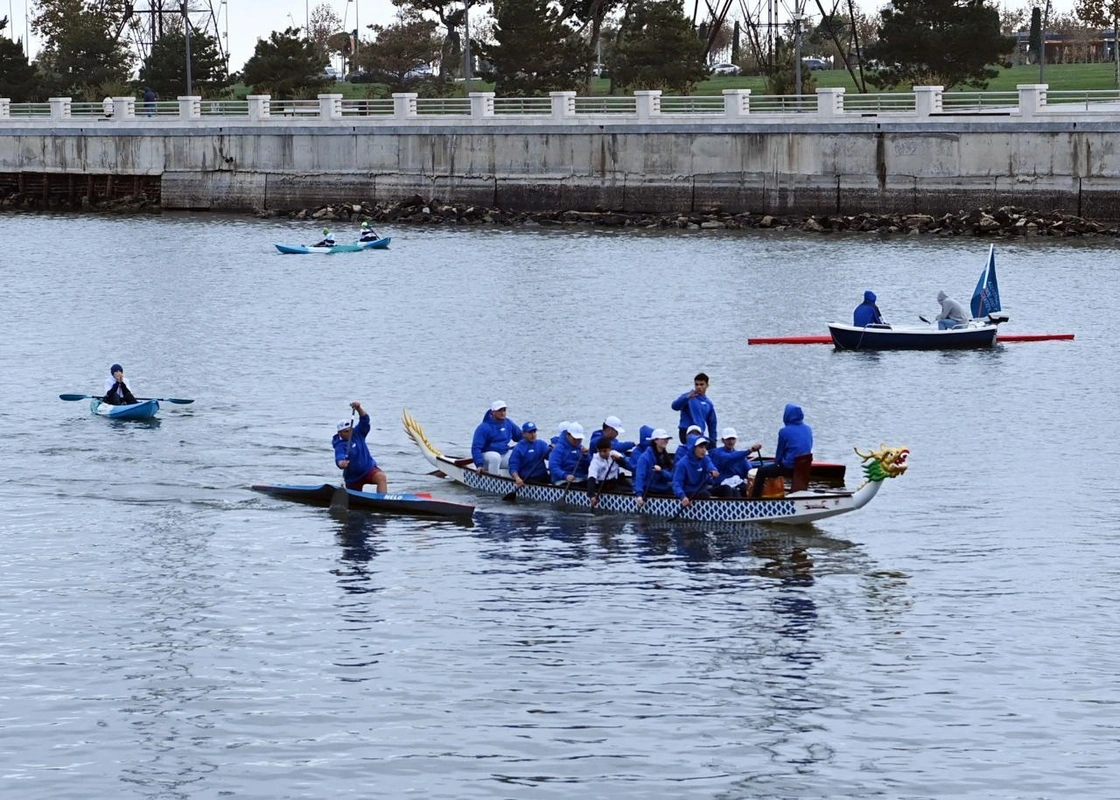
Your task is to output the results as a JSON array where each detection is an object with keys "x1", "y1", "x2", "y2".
[{"x1": 854, "y1": 444, "x2": 909, "y2": 484}]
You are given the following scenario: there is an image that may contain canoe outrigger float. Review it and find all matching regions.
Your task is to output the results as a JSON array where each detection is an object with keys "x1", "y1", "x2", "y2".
[{"x1": 402, "y1": 409, "x2": 909, "y2": 525}]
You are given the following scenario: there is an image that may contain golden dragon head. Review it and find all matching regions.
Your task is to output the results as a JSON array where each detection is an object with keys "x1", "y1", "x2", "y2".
[{"x1": 853, "y1": 444, "x2": 910, "y2": 483}]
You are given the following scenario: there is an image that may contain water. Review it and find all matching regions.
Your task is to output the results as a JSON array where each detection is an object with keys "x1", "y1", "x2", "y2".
[{"x1": 1, "y1": 212, "x2": 1117, "y2": 798}]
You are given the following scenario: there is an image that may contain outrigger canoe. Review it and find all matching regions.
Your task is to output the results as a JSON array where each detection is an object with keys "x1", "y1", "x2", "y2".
[
  {"x1": 274, "y1": 237, "x2": 391, "y2": 254},
  {"x1": 90, "y1": 398, "x2": 159, "y2": 420},
  {"x1": 251, "y1": 483, "x2": 475, "y2": 521},
  {"x1": 402, "y1": 409, "x2": 908, "y2": 526}
]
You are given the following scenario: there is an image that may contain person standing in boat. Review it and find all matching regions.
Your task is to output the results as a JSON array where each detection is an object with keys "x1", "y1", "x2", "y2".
[
  {"x1": 358, "y1": 221, "x2": 379, "y2": 242},
  {"x1": 508, "y1": 421, "x2": 550, "y2": 486},
  {"x1": 314, "y1": 228, "x2": 336, "y2": 248},
  {"x1": 548, "y1": 422, "x2": 589, "y2": 485},
  {"x1": 749, "y1": 404, "x2": 813, "y2": 498},
  {"x1": 633, "y1": 428, "x2": 675, "y2": 507},
  {"x1": 935, "y1": 290, "x2": 968, "y2": 329},
  {"x1": 710, "y1": 428, "x2": 762, "y2": 497},
  {"x1": 333, "y1": 401, "x2": 388, "y2": 493},
  {"x1": 102, "y1": 364, "x2": 138, "y2": 406},
  {"x1": 672, "y1": 435, "x2": 720, "y2": 507},
  {"x1": 671, "y1": 373, "x2": 718, "y2": 443},
  {"x1": 472, "y1": 400, "x2": 522, "y2": 474},
  {"x1": 853, "y1": 290, "x2": 885, "y2": 327}
]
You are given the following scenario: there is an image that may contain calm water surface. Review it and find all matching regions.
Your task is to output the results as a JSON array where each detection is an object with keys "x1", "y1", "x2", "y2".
[{"x1": 1, "y1": 212, "x2": 1117, "y2": 799}]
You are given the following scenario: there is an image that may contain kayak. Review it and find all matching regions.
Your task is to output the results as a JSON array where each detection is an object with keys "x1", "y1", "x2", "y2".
[
  {"x1": 274, "y1": 237, "x2": 391, "y2": 254},
  {"x1": 90, "y1": 398, "x2": 160, "y2": 420},
  {"x1": 251, "y1": 483, "x2": 475, "y2": 521}
]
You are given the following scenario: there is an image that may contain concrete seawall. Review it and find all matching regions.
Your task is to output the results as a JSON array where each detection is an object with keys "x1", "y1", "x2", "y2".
[{"x1": 3, "y1": 113, "x2": 1120, "y2": 219}]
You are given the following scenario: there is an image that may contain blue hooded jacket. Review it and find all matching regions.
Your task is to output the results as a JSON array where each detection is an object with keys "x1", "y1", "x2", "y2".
[
  {"x1": 774, "y1": 404, "x2": 813, "y2": 469},
  {"x1": 671, "y1": 435, "x2": 717, "y2": 499},
  {"x1": 633, "y1": 438, "x2": 674, "y2": 497},
  {"x1": 587, "y1": 429, "x2": 636, "y2": 456},
  {"x1": 853, "y1": 290, "x2": 884, "y2": 327},
  {"x1": 548, "y1": 434, "x2": 588, "y2": 482},
  {"x1": 508, "y1": 436, "x2": 550, "y2": 481},
  {"x1": 332, "y1": 413, "x2": 378, "y2": 484},
  {"x1": 671, "y1": 391, "x2": 717, "y2": 439},
  {"x1": 710, "y1": 444, "x2": 754, "y2": 482},
  {"x1": 628, "y1": 425, "x2": 654, "y2": 467},
  {"x1": 471, "y1": 409, "x2": 522, "y2": 467}
]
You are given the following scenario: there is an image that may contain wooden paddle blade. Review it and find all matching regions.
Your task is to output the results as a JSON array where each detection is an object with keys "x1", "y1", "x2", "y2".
[
  {"x1": 59, "y1": 394, "x2": 91, "y2": 401},
  {"x1": 328, "y1": 484, "x2": 350, "y2": 512},
  {"x1": 502, "y1": 488, "x2": 518, "y2": 502}
]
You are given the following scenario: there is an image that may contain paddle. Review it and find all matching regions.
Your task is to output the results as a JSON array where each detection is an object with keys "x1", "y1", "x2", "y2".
[
  {"x1": 59, "y1": 393, "x2": 194, "y2": 404},
  {"x1": 670, "y1": 476, "x2": 710, "y2": 521},
  {"x1": 918, "y1": 315, "x2": 931, "y2": 324},
  {"x1": 330, "y1": 410, "x2": 358, "y2": 513}
]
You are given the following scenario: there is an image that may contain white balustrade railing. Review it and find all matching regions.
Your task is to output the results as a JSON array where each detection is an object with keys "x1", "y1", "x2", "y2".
[{"x1": 2, "y1": 85, "x2": 1119, "y2": 127}]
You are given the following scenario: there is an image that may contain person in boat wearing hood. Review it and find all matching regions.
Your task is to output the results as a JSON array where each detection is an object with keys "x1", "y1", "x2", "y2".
[
  {"x1": 633, "y1": 428, "x2": 675, "y2": 506},
  {"x1": 333, "y1": 401, "x2": 387, "y2": 493},
  {"x1": 472, "y1": 400, "x2": 522, "y2": 474},
  {"x1": 853, "y1": 290, "x2": 885, "y2": 327},
  {"x1": 749, "y1": 404, "x2": 813, "y2": 498},
  {"x1": 675, "y1": 425, "x2": 704, "y2": 462},
  {"x1": 358, "y1": 221, "x2": 379, "y2": 242},
  {"x1": 549, "y1": 422, "x2": 589, "y2": 485},
  {"x1": 672, "y1": 434, "x2": 720, "y2": 507},
  {"x1": 671, "y1": 373, "x2": 717, "y2": 443},
  {"x1": 102, "y1": 364, "x2": 138, "y2": 406},
  {"x1": 508, "y1": 421, "x2": 550, "y2": 486},
  {"x1": 935, "y1": 290, "x2": 968, "y2": 329},
  {"x1": 314, "y1": 228, "x2": 336, "y2": 248},
  {"x1": 710, "y1": 427, "x2": 763, "y2": 497}
]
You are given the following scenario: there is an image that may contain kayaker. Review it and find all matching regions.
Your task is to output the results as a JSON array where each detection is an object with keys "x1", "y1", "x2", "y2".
[
  {"x1": 853, "y1": 290, "x2": 885, "y2": 327},
  {"x1": 749, "y1": 404, "x2": 813, "y2": 498},
  {"x1": 333, "y1": 401, "x2": 387, "y2": 493},
  {"x1": 358, "y1": 221, "x2": 379, "y2": 242},
  {"x1": 671, "y1": 373, "x2": 717, "y2": 443},
  {"x1": 508, "y1": 421, "x2": 550, "y2": 486},
  {"x1": 314, "y1": 228, "x2": 336, "y2": 248},
  {"x1": 935, "y1": 290, "x2": 968, "y2": 329},
  {"x1": 471, "y1": 400, "x2": 522, "y2": 474},
  {"x1": 102, "y1": 364, "x2": 138, "y2": 406}
]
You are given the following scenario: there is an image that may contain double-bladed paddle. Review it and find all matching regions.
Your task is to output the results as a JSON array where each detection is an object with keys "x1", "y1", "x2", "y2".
[{"x1": 59, "y1": 393, "x2": 195, "y2": 404}]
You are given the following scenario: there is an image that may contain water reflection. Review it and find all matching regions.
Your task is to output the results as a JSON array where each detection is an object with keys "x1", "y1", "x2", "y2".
[{"x1": 330, "y1": 513, "x2": 386, "y2": 592}]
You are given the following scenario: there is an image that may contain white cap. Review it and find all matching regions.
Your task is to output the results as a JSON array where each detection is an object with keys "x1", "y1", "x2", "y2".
[
  {"x1": 557, "y1": 420, "x2": 571, "y2": 435},
  {"x1": 693, "y1": 436, "x2": 710, "y2": 447},
  {"x1": 650, "y1": 428, "x2": 671, "y2": 441},
  {"x1": 337, "y1": 419, "x2": 353, "y2": 432},
  {"x1": 490, "y1": 400, "x2": 507, "y2": 412},
  {"x1": 686, "y1": 424, "x2": 702, "y2": 434},
  {"x1": 721, "y1": 427, "x2": 738, "y2": 441},
  {"x1": 566, "y1": 422, "x2": 585, "y2": 440},
  {"x1": 603, "y1": 415, "x2": 624, "y2": 435}
]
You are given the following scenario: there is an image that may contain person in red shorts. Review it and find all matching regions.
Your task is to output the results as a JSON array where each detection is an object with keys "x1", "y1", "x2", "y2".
[{"x1": 332, "y1": 401, "x2": 388, "y2": 493}]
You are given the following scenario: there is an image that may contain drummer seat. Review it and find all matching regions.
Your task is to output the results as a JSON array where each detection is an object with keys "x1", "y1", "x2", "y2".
[{"x1": 789, "y1": 453, "x2": 813, "y2": 492}]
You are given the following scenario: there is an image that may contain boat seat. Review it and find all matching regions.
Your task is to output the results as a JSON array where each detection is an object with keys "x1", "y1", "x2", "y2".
[{"x1": 788, "y1": 453, "x2": 813, "y2": 493}]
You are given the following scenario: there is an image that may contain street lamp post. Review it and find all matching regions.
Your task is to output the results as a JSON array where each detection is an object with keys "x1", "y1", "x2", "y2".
[
  {"x1": 463, "y1": 0, "x2": 473, "y2": 85},
  {"x1": 182, "y1": 1, "x2": 193, "y2": 96},
  {"x1": 793, "y1": 12, "x2": 802, "y2": 98},
  {"x1": 1039, "y1": 0, "x2": 1051, "y2": 84}
]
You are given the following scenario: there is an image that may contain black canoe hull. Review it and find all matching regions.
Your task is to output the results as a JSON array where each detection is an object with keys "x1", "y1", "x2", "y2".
[{"x1": 252, "y1": 483, "x2": 475, "y2": 520}]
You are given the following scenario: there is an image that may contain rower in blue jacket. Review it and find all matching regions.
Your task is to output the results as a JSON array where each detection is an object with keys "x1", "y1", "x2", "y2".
[
  {"x1": 548, "y1": 423, "x2": 589, "y2": 485},
  {"x1": 333, "y1": 401, "x2": 387, "y2": 493},
  {"x1": 672, "y1": 434, "x2": 720, "y2": 506},
  {"x1": 633, "y1": 428, "x2": 675, "y2": 506},
  {"x1": 508, "y1": 421, "x2": 550, "y2": 485},
  {"x1": 749, "y1": 403, "x2": 813, "y2": 498},
  {"x1": 709, "y1": 427, "x2": 761, "y2": 496},
  {"x1": 472, "y1": 400, "x2": 522, "y2": 473},
  {"x1": 853, "y1": 290, "x2": 885, "y2": 327}
]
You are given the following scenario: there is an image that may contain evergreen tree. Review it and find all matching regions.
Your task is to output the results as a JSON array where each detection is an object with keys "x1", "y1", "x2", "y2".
[
  {"x1": 480, "y1": 0, "x2": 591, "y2": 95},
  {"x1": 358, "y1": 13, "x2": 447, "y2": 93},
  {"x1": 240, "y1": 27, "x2": 331, "y2": 99},
  {"x1": 865, "y1": 0, "x2": 1016, "y2": 90},
  {"x1": 33, "y1": 0, "x2": 133, "y2": 99},
  {"x1": 139, "y1": 28, "x2": 231, "y2": 99},
  {"x1": 612, "y1": 0, "x2": 708, "y2": 94},
  {"x1": 1028, "y1": 7, "x2": 1042, "y2": 64},
  {"x1": 0, "y1": 18, "x2": 41, "y2": 102}
]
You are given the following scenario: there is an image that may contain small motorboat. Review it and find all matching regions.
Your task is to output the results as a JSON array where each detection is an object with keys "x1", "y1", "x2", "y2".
[
  {"x1": 274, "y1": 237, "x2": 391, "y2": 254},
  {"x1": 251, "y1": 483, "x2": 475, "y2": 521},
  {"x1": 90, "y1": 398, "x2": 160, "y2": 420}
]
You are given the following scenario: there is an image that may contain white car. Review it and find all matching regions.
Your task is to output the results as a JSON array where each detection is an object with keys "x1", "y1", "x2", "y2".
[
  {"x1": 323, "y1": 66, "x2": 341, "y2": 80},
  {"x1": 710, "y1": 63, "x2": 742, "y2": 76}
]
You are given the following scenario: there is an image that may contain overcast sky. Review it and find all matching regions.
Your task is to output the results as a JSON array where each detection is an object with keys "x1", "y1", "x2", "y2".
[{"x1": 2, "y1": 0, "x2": 1083, "y2": 74}]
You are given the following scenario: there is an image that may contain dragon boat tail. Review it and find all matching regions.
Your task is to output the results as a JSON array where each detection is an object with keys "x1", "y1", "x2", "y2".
[{"x1": 402, "y1": 409, "x2": 908, "y2": 526}]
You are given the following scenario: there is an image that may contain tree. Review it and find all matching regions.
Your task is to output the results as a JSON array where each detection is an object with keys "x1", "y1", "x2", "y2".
[
  {"x1": 358, "y1": 12, "x2": 447, "y2": 93},
  {"x1": 865, "y1": 0, "x2": 1016, "y2": 90},
  {"x1": 480, "y1": 0, "x2": 590, "y2": 95},
  {"x1": 0, "y1": 18, "x2": 41, "y2": 101},
  {"x1": 240, "y1": 27, "x2": 331, "y2": 98},
  {"x1": 1076, "y1": 0, "x2": 1120, "y2": 86},
  {"x1": 33, "y1": 0, "x2": 133, "y2": 99},
  {"x1": 1028, "y1": 7, "x2": 1042, "y2": 63},
  {"x1": 139, "y1": 27, "x2": 231, "y2": 99},
  {"x1": 612, "y1": 0, "x2": 708, "y2": 93},
  {"x1": 309, "y1": 2, "x2": 345, "y2": 57}
]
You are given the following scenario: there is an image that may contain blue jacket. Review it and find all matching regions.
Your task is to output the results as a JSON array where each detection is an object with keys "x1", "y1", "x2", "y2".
[
  {"x1": 853, "y1": 291, "x2": 883, "y2": 327},
  {"x1": 587, "y1": 430, "x2": 635, "y2": 456},
  {"x1": 671, "y1": 391, "x2": 717, "y2": 439},
  {"x1": 471, "y1": 410, "x2": 522, "y2": 467},
  {"x1": 332, "y1": 414, "x2": 377, "y2": 483},
  {"x1": 633, "y1": 443, "x2": 674, "y2": 496},
  {"x1": 774, "y1": 404, "x2": 813, "y2": 469},
  {"x1": 508, "y1": 438, "x2": 550, "y2": 481},
  {"x1": 628, "y1": 426, "x2": 653, "y2": 468},
  {"x1": 548, "y1": 436, "x2": 588, "y2": 482},
  {"x1": 710, "y1": 445, "x2": 754, "y2": 482},
  {"x1": 671, "y1": 435, "x2": 717, "y2": 499}
]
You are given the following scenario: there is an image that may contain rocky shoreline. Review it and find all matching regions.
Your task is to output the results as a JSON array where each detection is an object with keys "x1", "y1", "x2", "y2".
[{"x1": 274, "y1": 197, "x2": 1120, "y2": 237}]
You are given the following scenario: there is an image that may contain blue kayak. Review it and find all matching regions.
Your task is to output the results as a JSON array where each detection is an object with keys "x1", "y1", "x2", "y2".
[
  {"x1": 274, "y1": 237, "x2": 391, "y2": 254},
  {"x1": 90, "y1": 398, "x2": 160, "y2": 420}
]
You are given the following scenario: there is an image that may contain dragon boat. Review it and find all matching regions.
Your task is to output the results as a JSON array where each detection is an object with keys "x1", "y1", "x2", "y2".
[{"x1": 402, "y1": 409, "x2": 908, "y2": 526}]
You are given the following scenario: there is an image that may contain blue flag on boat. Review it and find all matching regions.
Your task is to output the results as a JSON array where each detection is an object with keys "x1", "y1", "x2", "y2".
[{"x1": 971, "y1": 245, "x2": 1002, "y2": 318}]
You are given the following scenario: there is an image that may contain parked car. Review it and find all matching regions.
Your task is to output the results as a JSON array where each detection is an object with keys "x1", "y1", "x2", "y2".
[
  {"x1": 801, "y1": 57, "x2": 828, "y2": 71},
  {"x1": 323, "y1": 66, "x2": 341, "y2": 80},
  {"x1": 710, "y1": 62, "x2": 742, "y2": 76},
  {"x1": 404, "y1": 64, "x2": 435, "y2": 80}
]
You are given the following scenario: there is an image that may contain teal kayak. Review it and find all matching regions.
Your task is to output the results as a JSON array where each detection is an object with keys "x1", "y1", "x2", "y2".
[
  {"x1": 274, "y1": 237, "x2": 391, "y2": 254},
  {"x1": 90, "y1": 398, "x2": 160, "y2": 420}
]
